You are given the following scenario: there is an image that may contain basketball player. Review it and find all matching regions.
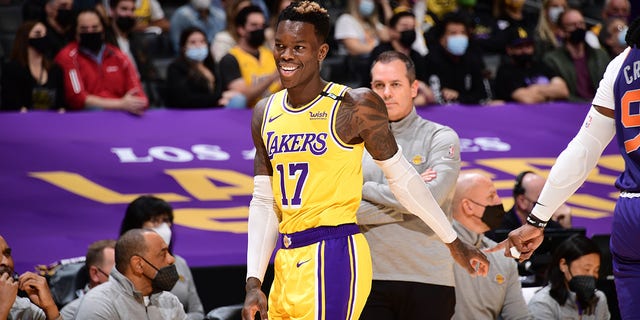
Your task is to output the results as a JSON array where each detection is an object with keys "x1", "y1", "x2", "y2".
[
  {"x1": 490, "y1": 17, "x2": 640, "y2": 319},
  {"x1": 242, "y1": 2, "x2": 489, "y2": 320}
]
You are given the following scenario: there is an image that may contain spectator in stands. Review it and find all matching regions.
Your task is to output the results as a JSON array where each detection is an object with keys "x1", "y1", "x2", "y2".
[
  {"x1": 43, "y1": 0, "x2": 75, "y2": 57},
  {"x1": 106, "y1": 0, "x2": 139, "y2": 73},
  {"x1": 490, "y1": 171, "x2": 568, "y2": 240},
  {"x1": 528, "y1": 235, "x2": 610, "y2": 319},
  {"x1": 358, "y1": 51, "x2": 460, "y2": 320},
  {"x1": 0, "y1": 235, "x2": 62, "y2": 320},
  {"x1": 55, "y1": 9, "x2": 149, "y2": 113},
  {"x1": 598, "y1": 17, "x2": 629, "y2": 58},
  {"x1": 425, "y1": 12, "x2": 488, "y2": 105},
  {"x1": 542, "y1": 9, "x2": 610, "y2": 102},
  {"x1": 218, "y1": 5, "x2": 280, "y2": 108},
  {"x1": 120, "y1": 195, "x2": 204, "y2": 320},
  {"x1": 75, "y1": 229, "x2": 187, "y2": 319},
  {"x1": 533, "y1": 0, "x2": 568, "y2": 61},
  {"x1": 591, "y1": 0, "x2": 631, "y2": 37},
  {"x1": 368, "y1": 11, "x2": 434, "y2": 105},
  {"x1": 166, "y1": 27, "x2": 241, "y2": 108},
  {"x1": 169, "y1": 0, "x2": 225, "y2": 53},
  {"x1": 478, "y1": 0, "x2": 537, "y2": 55},
  {"x1": 210, "y1": 0, "x2": 251, "y2": 63},
  {"x1": 494, "y1": 26, "x2": 569, "y2": 103},
  {"x1": 130, "y1": 0, "x2": 169, "y2": 33},
  {"x1": 334, "y1": 0, "x2": 391, "y2": 86},
  {"x1": 59, "y1": 239, "x2": 116, "y2": 319},
  {"x1": 1, "y1": 21, "x2": 66, "y2": 111},
  {"x1": 450, "y1": 173, "x2": 532, "y2": 320}
]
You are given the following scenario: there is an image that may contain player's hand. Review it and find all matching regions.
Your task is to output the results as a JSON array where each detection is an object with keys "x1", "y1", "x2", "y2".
[
  {"x1": 0, "y1": 272, "x2": 18, "y2": 315},
  {"x1": 446, "y1": 238, "x2": 489, "y2": 277},
  {"x1": 486, "y1": 224, "x2": 544, "y2": 262},
  {"x1": 242, "y1": 277, "x2": 268, "y2": 320}
]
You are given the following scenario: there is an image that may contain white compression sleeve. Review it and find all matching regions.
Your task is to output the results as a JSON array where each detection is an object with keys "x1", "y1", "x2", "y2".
[
  {"x1": 374, "y1": 148, "x2": 458, "y2": 243},
  {"x1": 532, "y1": 107, "x2": 616, "y2": 221},
  {"x1": 246, "y1": 175, "x2": 280, "y2": 283}
]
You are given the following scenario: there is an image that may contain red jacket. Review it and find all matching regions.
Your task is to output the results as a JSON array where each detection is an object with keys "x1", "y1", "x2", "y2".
[{"x1": 55, "y1": 42, "x2": 147, "y2": 110}]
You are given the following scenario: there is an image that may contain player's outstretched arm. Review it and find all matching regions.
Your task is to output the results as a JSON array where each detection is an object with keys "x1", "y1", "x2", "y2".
[{"x1": 338, "y1": 88, "x2": 489, "y2": 276}]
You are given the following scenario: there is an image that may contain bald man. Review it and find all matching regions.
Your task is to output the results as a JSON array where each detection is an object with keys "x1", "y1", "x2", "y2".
[
  {"x1": 450, "y1": 173, "x2": 532, "y2": 320},
  {"x1": 0, "y1": 235, "x2": 61, "y2": 320}
]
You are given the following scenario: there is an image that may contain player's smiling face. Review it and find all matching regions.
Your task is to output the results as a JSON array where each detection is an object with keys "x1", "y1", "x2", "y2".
[{"x1": 274, "y1": 20, "x2": 328, "y2": 89}]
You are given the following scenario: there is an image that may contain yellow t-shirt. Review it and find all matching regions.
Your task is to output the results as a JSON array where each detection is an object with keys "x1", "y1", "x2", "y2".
[
  {"x1": 261, "y1": 82, "x2": 364, "y2": 234},
  {"x1": 228, "y1": 45, "x2": 280, "y2": 107}
]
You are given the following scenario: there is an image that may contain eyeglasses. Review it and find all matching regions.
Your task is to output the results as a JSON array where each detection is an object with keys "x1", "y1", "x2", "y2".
[
  {"x1": 96, "y1": 267, "x2": 110, "y2": 278},
  {"x1": 466, "y1": 198, "x2": 489, "y2": 208}
]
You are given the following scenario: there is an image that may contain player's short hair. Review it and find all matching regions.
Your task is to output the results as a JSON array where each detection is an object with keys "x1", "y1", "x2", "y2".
[
  {"x1": 277, "y1": 1, "x2": 331, "y2": 43},
  {"x1": 626, "y1": 17, "x2": 640, "y2": 47}
]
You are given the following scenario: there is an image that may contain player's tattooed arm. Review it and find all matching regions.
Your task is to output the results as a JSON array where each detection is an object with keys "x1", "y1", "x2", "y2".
[
  {"x1": 252, "y1": 98, "x2": 273, "y2": 176},
  {"x1": 337, "y1": 88, "x2": 398, "y2": 160}
]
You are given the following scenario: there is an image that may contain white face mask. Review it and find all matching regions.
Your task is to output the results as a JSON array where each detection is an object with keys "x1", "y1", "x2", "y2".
[
  {"x1": 152, "y1": 222, "x2": 172, "y2": 246},
  {"x1": 548, "y1": 6, "x2": 564, "y2": 24}
]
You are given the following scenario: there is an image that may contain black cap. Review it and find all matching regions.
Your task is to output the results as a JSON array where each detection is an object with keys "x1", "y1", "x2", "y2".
[{"x1": 507, "y1": 26, "x2": 533, "y2": 47}]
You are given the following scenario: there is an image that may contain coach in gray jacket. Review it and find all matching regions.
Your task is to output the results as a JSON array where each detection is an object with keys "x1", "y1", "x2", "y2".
[
  {"x1": 451, "y1": 173, "x2": 532, "y2": 320},
  {"x1": 74, "y1": 229, "x2": 187, "y2": 319}
]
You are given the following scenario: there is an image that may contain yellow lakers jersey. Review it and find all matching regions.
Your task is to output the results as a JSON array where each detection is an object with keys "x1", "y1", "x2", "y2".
[
  {"x1": 229, "y1": 46, "x2": 280, "y2": 108},
  {"x1": 261, "y1": 82, "x2": 364, "y2": 234}
]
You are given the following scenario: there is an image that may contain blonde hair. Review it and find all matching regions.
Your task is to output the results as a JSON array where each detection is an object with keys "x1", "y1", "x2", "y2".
[{"x1": 535, "y1": 0, "x2": 566, "y2": 47}]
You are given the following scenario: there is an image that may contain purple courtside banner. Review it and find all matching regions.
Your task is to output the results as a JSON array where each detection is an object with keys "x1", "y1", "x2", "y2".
[{"x1": 0, "y1": 103, "x2": 623, "y2": 273}]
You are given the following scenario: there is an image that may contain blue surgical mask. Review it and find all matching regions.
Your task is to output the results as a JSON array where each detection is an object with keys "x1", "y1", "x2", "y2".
[
  {"x1": 446, "y1": 34, "x2": 468, "y2": 56},
  {"x1": 359, "y1": 0, "x2": 375, "y2": 17},
  {"x1": 618, "y1": 26, "x2": 628, "y2": 46},
  {"x1": 185, "y1": 46, "x2": 208, "y2": 62},
  {"x1": 548, "y1": 6, "x2": 564, "y2": 24}
]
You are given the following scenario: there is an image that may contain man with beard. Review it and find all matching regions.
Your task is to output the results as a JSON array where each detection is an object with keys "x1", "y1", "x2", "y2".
[
  {"x1": 0, "y1": 235, "x2": 62, "y2": 320},
  {"x1": 542, "y1": 9, "x2": 610, "y2": 102},
  {"x1": 55, "y1": 9, "x2": 148, "y2": 114},
  {"x1": 218, "y1": 5, "x2": 280, "y2": 108},
  {"x1": 494, "y1": 26, "x2": 569, "y2": 103},
  {"x1": 74, "y1": 229, "x2": 186, "y2": 319}
]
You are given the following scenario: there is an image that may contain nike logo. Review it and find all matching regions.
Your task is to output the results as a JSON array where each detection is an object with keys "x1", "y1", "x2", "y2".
[
  {"x1": 296, "y1": 259, "x2": 311, "y2": 268},
  {"x1": 268, "y1": 113, "x2": 283, "y2": 123}
]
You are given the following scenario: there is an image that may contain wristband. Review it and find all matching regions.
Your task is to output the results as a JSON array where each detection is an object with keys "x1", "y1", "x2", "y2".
[{"x1": 526, "y1": 213, "x2": 548, "y2": 228}]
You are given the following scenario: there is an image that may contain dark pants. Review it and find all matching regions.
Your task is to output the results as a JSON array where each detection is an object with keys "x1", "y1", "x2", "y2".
[{"x1": 360, "y1": 280, "x2": 455, "y2": 320}]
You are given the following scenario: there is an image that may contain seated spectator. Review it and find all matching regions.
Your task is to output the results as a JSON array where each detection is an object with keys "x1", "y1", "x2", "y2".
[
  {"x1": 598, "y1": 17, "x2": 629, "y2": 58},
  {"x1": 166, "y1": 27, "x2": 241, "y2": 108},
  {"x1": 1, "y1": 21, "x2": 66, "y2": 111},
  {"x1": 590, "y1": 0, "x2": 631, "y2": 37},
  {"x1": 211, "y1": 0, "x2": 251, "y2": 63},
  {"x1": 59, "y1": 239, "x2": 116, "y2": 319},
  {"x1": 218, "y1": 5, "x2": 280, "y2": 108},
  {"x1": 131, "y1": 0, "x2": 169, "y2": 33},
  {"x1": 74, "y1": 229, "x2": 187, "y2": 319},
  {"x1": 120, "y1": 195, "x2": 204, "y2": 319},
  {"x1": 43, "y1": 0, "x2": 75, "y2": 58},
  {"x1": 494, "y1": 26, "x2": 569, "y2": 103},
  {"x1": 0, "y1": 235, "x2": 62, "y2": 320},
  {"x1": 169, "y1": 0, "x2": 225, "y2": 53},
  {"x1": 450, "y1": 173, "x2": 532, "y2": 320},
  {"x1": 105, "y1": 0, "x2": 139, "y2": 73},
  {"x1": 425, "y1": 12, "x2": 489, "y2": 105},
  {"x1": 368, "y1": 10, "x2": 434, "y2": 105},
  {"x1": 477, "y1": 0, "x2": 537, "y2": 55},
  {"x1": 55, "y1": 9, "x2": 149, "y2": 114},
  {"x1": 533, "y1": 0, "x2": 568, "y2": 61},
  {"x1": 528, "y1": 235, "x2": 610, "y2": 319},
  {"x1": 334, "y1": 0, "x2": 390, "y2": 86},
  {"x1": 542, "y1": 9, "x2": 610, "y2": 102},
  {"x1": 488, "y1": 171, "x2": 568, "y2": 240}
]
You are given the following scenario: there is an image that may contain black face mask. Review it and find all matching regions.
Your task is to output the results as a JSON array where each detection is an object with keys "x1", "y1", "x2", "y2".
[
  {"x1": 115, "y1": 16, "x2": 136, "y2": 33},
  {"x1": 79, "y1": 32, "x2": 104, "y2": 53},
  {"x1": 28, "y1": 36, "x2": 51, "y2": 54},
  {"x1": 512, "y1": 53, "x2": 533, "y2": 66},
  {"x1": 569, "y1": 275, "x2": 597, "y2": 306},
  {"x1": 247, "y1": 28, "x2": 265, "y2": 48},
  {"x1": 56, "y1": 9, "x2": 74, "y2": 28},
  {"x1": 568, "y1": 28, "x2": 586, "y2": 45},
  {"x1": 399, "y1": 29, "x2": 417, "y2": 48},
  {"x1": 480, "y1": 203, "x2": 506, "y2": 230},
  {"x1": 138, "y1": 255, "x2": 179, "y2": 294}
]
